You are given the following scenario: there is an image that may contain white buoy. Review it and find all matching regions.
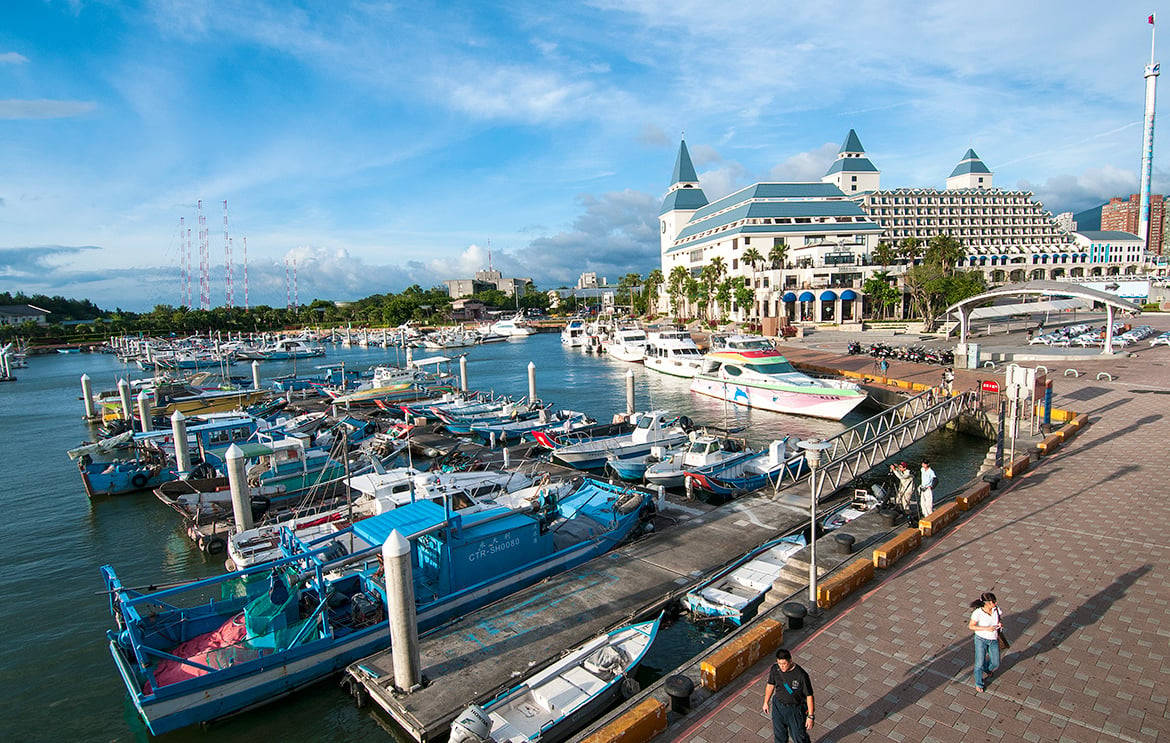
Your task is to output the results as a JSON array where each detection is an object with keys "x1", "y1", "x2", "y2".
[
  {"x1": 406, "y1": 345, "x2": 413, "y2": 366},
  {"x1": 136, "y1": 390, "x2": 152, "y2": 432},
  {"x1": 459, "y1": 355, "x2": 468, "y2": 392},
  {"x1": 382, "y1": 529, "x2": 421, "y2": 691},
  {"x1": 117, "y1": 379, "x2": 133, "y2": 422},
  {"x1": 625, "y1": 369, "x2": 635, "y2": 415},
  {"x1": 251, "y1": 360, "x2": 261, "y2": 391},
  {"x1": 80, "y1": 374, "x2": 96, "y2": 420},
  {"x1": 502, "y1": 446, "x2": 511, "y2": 468},
  {"x1": 225, "y1": 443, "x2": 255, "y2": 533},
  {"x1": 527, "y1": 361, "x2": 536, "y2": 402},
  {"x1": 171, "y1": 411, "x2": 192, "y2": 473},
  {"x1": 656, "y1": 484, "x2": 666, "y2": 512}
]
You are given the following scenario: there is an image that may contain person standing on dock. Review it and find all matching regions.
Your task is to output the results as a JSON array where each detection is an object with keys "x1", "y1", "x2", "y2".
[
  {"x1": 891, "y1": 462, "x2": 915, "y2": 516},
  {"x1": 941, "y1": 367, "x2": 954, "y2": 396},
  {"x1": 919, "y1": 460, "x2": 936, "y2": 517},
  {"x1": 762, "y1": 648, "x2": 815, "y2": 743}
]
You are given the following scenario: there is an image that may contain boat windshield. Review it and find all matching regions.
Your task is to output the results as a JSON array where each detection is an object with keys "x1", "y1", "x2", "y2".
[
  {"x1": 745, "y1": 360, "x2": 796, "y2": 374},
  {"x1": 728, "y1": 339, "x2": 773, "y2": 350}
]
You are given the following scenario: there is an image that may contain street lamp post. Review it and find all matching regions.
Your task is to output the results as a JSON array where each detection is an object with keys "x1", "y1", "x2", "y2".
[{"x1": 799, "y1": 439, "x2": 833, "y2": 615}]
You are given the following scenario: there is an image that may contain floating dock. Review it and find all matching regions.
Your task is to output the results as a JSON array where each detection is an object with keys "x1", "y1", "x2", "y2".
[{"x1": 346, "y1": 491, "x2": 811, "y2": 742}]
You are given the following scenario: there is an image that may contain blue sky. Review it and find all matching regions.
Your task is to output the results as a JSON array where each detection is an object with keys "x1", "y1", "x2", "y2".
[{"x1": 0, "y1": 1, "x2": 1165, "y2": 310}]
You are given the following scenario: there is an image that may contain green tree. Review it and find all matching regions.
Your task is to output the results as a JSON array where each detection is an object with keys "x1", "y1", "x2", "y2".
[
  {"x1": 684, "y1": 277, "x2": 703, "y2": 320},
  {"x1": 734, "y1": 283, "x2": 755, "y2": 320},
  {"x1": 768, "y1": 239, "x2": 789, "y2": 269},
  {"x1": 642, "y1": 269, "x2": 664, "y2": 318},
  {"x1": 668, "y1": 266, "x2": 690, "y2": 319},
  {"x1": 714, "y1": 278, "x2": 734, "y2": 322},
  {"x1": 898, "y1": 236, "x2": 923, "y2": 264},
  {"x1": 871, "y1": 241, "x2": 897, "y2": 267},
  {"x1": 862, "y1": 270, "x2": 899, "y2": 319},
  {"x1": 925, "y1": 233, "x2": 966, "y2": 276}
]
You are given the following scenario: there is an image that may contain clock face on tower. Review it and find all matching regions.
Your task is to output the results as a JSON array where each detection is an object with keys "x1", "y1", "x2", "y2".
[{"x1": 661, "y1": 221, "x2": 667, "y2": 234}]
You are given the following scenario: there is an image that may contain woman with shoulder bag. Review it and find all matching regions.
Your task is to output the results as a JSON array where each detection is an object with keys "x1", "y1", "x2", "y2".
[{"x1": 968, "y1": 591, "x2": 1005, "y2": 692}]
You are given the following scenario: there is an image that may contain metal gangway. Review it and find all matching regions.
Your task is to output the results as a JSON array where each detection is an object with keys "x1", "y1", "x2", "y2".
[{"x1": 770, "y1": 389, "x2": 980, "y2": 499}]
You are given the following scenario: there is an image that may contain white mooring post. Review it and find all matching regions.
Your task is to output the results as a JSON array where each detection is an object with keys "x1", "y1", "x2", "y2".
[
  {"x1": 459, "y1": 355, "x2": 468, "y2": 393},
  {"x1": 171, "y1": 411, "x2": 192, "y2": 473},
  {"x1": 527, "y1": 361, "x2": 536, "y2": 403},
  {"x1": 225, "y1": 443, "x2": 255, "y2": 533},
  {"x1": 136, "y1": 390, "x2": 152, "y2": 433},
  {"x1": 80, "y1": 373, "x2": 96, "y2": 420},
  {"x1": 625, "y1": 369, "x2": 636, "y2": 415},
  {"x1": 406, "y1": 345, "x2": 413, "y2": 367},
  {"x1": 382, "y1": 529, "x2": 421, "y2": 691},
  {"x1": 117, "y1": 379, "x2": 133, "y2": 422},
  {"x1": 251, "y1": 360, "x2": 261, "y2": 391}
]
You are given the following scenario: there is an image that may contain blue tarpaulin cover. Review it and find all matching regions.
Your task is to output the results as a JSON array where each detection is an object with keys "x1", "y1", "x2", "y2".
[{"x1": 353, "y1": 499, "x2": 448, "y2": 545}]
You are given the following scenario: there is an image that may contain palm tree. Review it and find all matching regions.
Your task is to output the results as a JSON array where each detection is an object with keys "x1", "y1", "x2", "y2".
[
  {"x1": 926, "y1": 233, "x2": 965, "y2": 276},
  {"x1": 642, "y1": 269, "x2": 664, "y2": 318},
  {"x1": 702, "y1": 258, "x2": 726, "y2": 321},
  {"x1": 740, "y1": 247, "x2": 764, "y2": 320},
  {"x1": 668, "y1": 266, "x2": 689, "y2": 319},
  {"x1": 899, "y1": 237, "x2": 922, "y2": 265},
  {"x1": 768, "y1": 239, "x2": 789, "y2": 270},
  {"x1": 872, "y1": 240, "x2": 896, "y2": 267}
]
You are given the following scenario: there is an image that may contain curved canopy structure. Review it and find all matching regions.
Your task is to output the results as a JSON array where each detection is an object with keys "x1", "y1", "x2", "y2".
[
  {"x1": 945, "y1": 280, "x2": 1141, "y2": 356},
  {"x1": 798, "y1": 291, "x2": 815, "y2": 302}
]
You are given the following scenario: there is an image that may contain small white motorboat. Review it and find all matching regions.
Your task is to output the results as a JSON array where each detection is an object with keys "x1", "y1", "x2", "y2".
[{"x1": 449, "y1": 614, "x2": 661, "y2": 743}]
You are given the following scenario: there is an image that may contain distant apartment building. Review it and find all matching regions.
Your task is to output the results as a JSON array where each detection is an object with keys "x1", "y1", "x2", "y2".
[
  {"x1": 444, "y1": 268, "x2": 532, "y2": 298},
  {"x1": 576, "y1": 272, "x2": 602, "y2": 289},
  {"x1": 0, "y1": 304, "x2": 50, "y2": 326},
  {"x1": 1100, "y1": 193, "x2": 1166, "y2": 254}
]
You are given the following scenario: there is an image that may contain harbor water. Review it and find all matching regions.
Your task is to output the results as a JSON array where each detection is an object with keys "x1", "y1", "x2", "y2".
[{"x1": 1, "y1": 333, "x2": 988, "y2": 741}]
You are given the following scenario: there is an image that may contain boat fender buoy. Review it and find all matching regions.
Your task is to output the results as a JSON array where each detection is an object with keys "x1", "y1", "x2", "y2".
[
  {"x1": 621, "y1": 675, "x2": 641, "y2": 699},
  {"x1": 204, "y1": 536, "x2": 227, "y2": 555},
  {"x1": 131, "y1": 473, "x2": 149, "y2": 489}
]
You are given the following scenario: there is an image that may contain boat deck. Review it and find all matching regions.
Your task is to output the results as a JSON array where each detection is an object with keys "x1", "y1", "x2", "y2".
[{"x1": 346, "y1": 491, "x2": 810, "y2": 742}]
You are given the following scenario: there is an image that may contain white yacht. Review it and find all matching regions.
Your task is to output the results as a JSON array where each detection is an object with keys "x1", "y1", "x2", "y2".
[
  {"x1": 561, "y1": 318, "x2": 588, "y2": 347},
  {"x1": 605, "y1": 326, "x2": 648, "y2": 363},
  {"x1": 644, "y1": 329, "x2": 704, "y2": 378},
  {"x1": 690, "y1": 349, "x2": 867, "y2": 420},
  {"x1": 490, "y1": 313, "x2": 536, "y2": 337},
  {"x1": 709, "y1": 333, "x2": 775, "y2": 353}
]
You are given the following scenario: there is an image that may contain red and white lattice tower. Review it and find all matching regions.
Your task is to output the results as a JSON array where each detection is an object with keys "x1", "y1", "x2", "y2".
[
  {"x1": 292, "y1": 258, "x2": 299, "y2": 309},
  {"x1": 242, "y1": 237, "x2": 249, "y2": 310},
  {"x1": 178, "y1": 217, "x2": 187, "y2": 308},
  {"x1": 186, "y1": 227, "x2": 193, "y2": 309},
  {"x1": 284, "y1": 259, "x2": 292, "y2": 310},
  {"x1": 198, "y1": 199, "x2": 211, "y2": 310},
  {"x1": 223, "y1": 200, "x2": 234, "y2": 308}
]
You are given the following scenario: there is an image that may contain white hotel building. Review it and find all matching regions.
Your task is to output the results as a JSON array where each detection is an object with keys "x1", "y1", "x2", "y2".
[{"x1": 658, "y1": 131, "x2": 1146, "y2": 325}]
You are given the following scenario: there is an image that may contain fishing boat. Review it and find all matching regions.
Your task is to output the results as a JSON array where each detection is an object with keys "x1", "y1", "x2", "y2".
[
  {"x1": 643, "y1": 433, "x2": 754, "y2": 489},
  {"x1": 690, "y1": 350, "x2": 867, "y2": 420},
  {"x1": 100, "y1": 478, "x2": 649, "y2": 735},
  {"x1": 604, "y1": 443, "x2": 684, "y2": 482},
  {"x1": 468, "y1": 410, "x2": 593, "y2": 443},
  {"x1": 605, "y1": 326, "x2": 649, "y2": 363},
  {"x1": 643, "y1": 329, "x2": 704, "y2": 378},
  {"x1": 684, "y1": 438, "x2": 806, "y2": 497},
  {"x1": 550, "y1": 410, "x2": 691, "y2": 470},
  {"x1": 560, "y1": 318, "x2": 588, "y2": 347},
  {"x1": 98, "y1": 382, "x2": 269, "y2": 424},
  {"x1": 682, "y1": 535, "x2": 806, "y2": 624},
  {"x1": 528, "y1": 420, "x2": 635, "y2": 450},
  {"x1": 236, "y1": 339, "x2": 326, "y2": 361},
  {"x1": 449, "y1": 615, "x2": 662, "y2": 743}
]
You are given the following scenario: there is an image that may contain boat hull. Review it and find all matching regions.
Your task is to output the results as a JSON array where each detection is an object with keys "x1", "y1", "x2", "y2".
[
  {"x1": 689, "y1": 376, "x2": 865, "y2": 420},
  {"x1": 644, "y1": 357, "x2": 701, "y2": 378}
]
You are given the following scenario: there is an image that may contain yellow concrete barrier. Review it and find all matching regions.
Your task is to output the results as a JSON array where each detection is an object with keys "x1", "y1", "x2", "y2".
[
  {"x1": 580, "y1": 698, "x2": 668, "y2": 743},
  {"x1": 919, "y1": 501, "x2": 961, "y2": 536},
  {"x1": 1037, "y1": 434, "x2": 1062, "y2": 455},
  {"x1": 699, "y1": 619, "x2": 784, "y2": 692},
  {"x1": 956, "y1": 482, "x2": 991, "y2": 511},
  {"x1": 1004, "y1": 454, "x2": 1031, "y2": 478},
  {"x1": 872, "y1": 528, "x2": 922, "y2": 569},
  {"x1": 816, "y1": 558, "x2": 874, "y2": 610}
]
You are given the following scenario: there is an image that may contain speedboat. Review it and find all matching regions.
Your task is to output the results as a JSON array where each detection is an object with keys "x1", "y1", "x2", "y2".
[
  {"x1": 685, "y1": 438, "x2": 807, "y2": 497},
  {"x1": 449, "y1": 615, "x2": 662, "y2": 743},
  {"x1": 644, "y1": 433, "x2": 755, "y2": 489},
  {"x1": 682, "y1": 535, "x2": 806, "y2": 625},
  {"x1": 690, "y1": 350, "x2": 867, "y2": 420},
  {"x1": 644, "y1": 329, "x2": 704, "y2": 378},
  {"x1": 551, "y1": 410, "x2": 691, "y2": 470},
  {"x1": 101, "y1": 478, "x2": 649, "y2": 736},
  {"x1": 561, "y1": 318, "x2": 588, "y2": 347},
  {"x1": 606, "y1": 326, "x2": 649, "y2": 363},
  {"x1": 491, "y1": 313, "x2": 536, "y2": 337},
  {"x1": 236, "y1": 339, "x2": 326, "y2": 361},
  {"x1": 709, "y1": 333, "x2": 775, "y2": 353}
]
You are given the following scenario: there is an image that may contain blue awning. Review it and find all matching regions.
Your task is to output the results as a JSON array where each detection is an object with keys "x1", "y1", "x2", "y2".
[
  {"x1": 840, "y1": 289, "x2": 858, "y2": 300},
  {"x1": 798, "y1": 291, "x2": 815, "y2": 302},
  {"x1": 782, "y1": 292, "x2": 797, "y2": 302},
  {"x1": 819, "y1": 290, "x2": 837, "y2": 301},
  {"x1": 353, "y1": 499, "x2": 447, "y2": 545}
]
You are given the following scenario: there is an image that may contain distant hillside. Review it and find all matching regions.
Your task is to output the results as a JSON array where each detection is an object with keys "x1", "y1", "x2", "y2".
[{"x1": 0, "y1": 292, "x2": 106, "y2": 321}]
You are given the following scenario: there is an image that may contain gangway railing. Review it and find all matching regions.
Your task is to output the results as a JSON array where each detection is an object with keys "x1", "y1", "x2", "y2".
[{"x1": 771, "y1": 390, "x2": 979, "y2": 497}]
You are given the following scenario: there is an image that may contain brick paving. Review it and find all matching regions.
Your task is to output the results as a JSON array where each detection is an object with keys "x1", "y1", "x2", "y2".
[{"x1": 674, "y1": 336, "x2": 1170, "y2": 742}]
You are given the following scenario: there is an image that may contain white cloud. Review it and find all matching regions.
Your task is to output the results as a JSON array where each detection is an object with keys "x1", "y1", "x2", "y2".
[
  {"x1": 1017, "y1": 164, "x2": 1137, "y2": 214},
  {"x1": 769, "y1": 143, "x2": 838, "y2": 182},
  {"x1": 0, "y1": 99, "x2": 97, "y2": 119},
  {"x1": 0, "y1": 52, "x2": 28, "y2": 64}
]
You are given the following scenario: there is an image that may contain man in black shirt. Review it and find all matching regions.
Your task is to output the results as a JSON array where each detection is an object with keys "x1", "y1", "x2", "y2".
[{"x1": 761, "y1": 648, "x2": 815, "y2": 742}]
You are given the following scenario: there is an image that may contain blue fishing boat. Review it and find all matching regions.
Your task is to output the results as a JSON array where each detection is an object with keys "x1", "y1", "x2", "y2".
[
  {"x1": 685, "y1": 438, "x2": 807, "y2": 497},
  {"x1": 101, "y1": 478, "x2": 650, "y2": 735},
  {"x1": 467, "y1": 410, "x2": 592, "y2": 444},
  {"x1": 550, "y1": 411, "x2": 691, "y2": 470},
  {"x1": 682, "y1": 534, "x2": 806, "y2": 624}
]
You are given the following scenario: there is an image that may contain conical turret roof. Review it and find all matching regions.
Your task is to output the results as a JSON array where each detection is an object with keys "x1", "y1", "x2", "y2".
[
  {"x1": 839, "y1": 129, "x2": 865, "y2": 154},
  {"x1": 950, "y1": 149, "x2": 991, "y2": 177},
  {"x1": 671, "y1": 139, "x2": 700, "y2": 185}
]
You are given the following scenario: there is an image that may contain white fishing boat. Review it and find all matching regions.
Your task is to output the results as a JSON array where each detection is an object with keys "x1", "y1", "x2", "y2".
[
  {"x1": 690, "y1": 349, "x2": 867, "y2": 420},
  {"x1": 551, "y1": 410, "x2": 691, "y2": 469},
  {"x1": 236, "y1": 338, "x2": 326, "y2": 361},
  {"x1": 560, "y1": 318, "x2": 588, "y2": 347},
  {"x1": 449, "y1": 615, "x2": 662, "y2": 743},
  {"x1": 682, "y1": 535, "x2": 806, "y2": 625},
  {"x1": 644, "y1": 329, "x2": 704, "y2": 378},
  {"x1": 644, "y1": 433, "x2": 754, "y2": 489},
  {"x1": 605, "y1": 326, "x2": 648, "y2": 363}
]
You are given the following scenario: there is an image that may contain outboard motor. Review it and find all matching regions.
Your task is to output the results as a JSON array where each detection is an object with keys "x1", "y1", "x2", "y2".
[{"x1": 449, "y1": 705, "x2": 494, "y2": 743}]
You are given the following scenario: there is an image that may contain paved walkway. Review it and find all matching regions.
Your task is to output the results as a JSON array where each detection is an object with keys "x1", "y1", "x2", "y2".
[{"x1": 675, "y1": 336, "x2": 1170, "y2": 741}]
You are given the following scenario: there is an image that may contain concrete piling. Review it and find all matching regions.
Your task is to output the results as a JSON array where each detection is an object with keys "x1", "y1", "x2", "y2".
[
  {"x1": 171, "y1": 411, "x2": 192, "y2": 473},
  {"x1": 251, "y1": 360, "x2": 261, "y2": 391},
  {"x1": 224, "y1": 443, "x2": 255, "y2": 533},
  {"x1": 136, "y1": 391, "x2": 152, "y2": 432},
  {"x1": 625, "y1": 369, "x2": 635, "y2": 415},
  {"x1": 80, "y1": 374, "x2": 96, "y2": 420},
  {"x1": 528, "y1": 361, "x2": 536, "y2": 403},
  {"x1": 459, "y1": 356, "x2": 468, "y2": 393},
  {"x1": 382, "y1": 529, "x2": 421, "y2": 691},
  {"x1": 117, "y1": 379, "x2": 133, "y2": 422}
]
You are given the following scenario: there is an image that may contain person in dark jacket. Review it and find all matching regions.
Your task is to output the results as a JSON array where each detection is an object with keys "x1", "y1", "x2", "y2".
[{"x1": 762, "y1": 648, "x2": 815, "y2": 742}]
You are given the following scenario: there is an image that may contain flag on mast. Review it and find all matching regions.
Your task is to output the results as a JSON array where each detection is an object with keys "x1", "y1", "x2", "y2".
[{"x1": 1151, "y1": 13, "x2": 1156, "y2": 25}]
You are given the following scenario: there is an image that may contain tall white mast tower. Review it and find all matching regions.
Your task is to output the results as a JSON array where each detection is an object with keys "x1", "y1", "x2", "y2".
[{"x1": 1139, "y1": 14, "x2": 1160, "y2": 253}]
